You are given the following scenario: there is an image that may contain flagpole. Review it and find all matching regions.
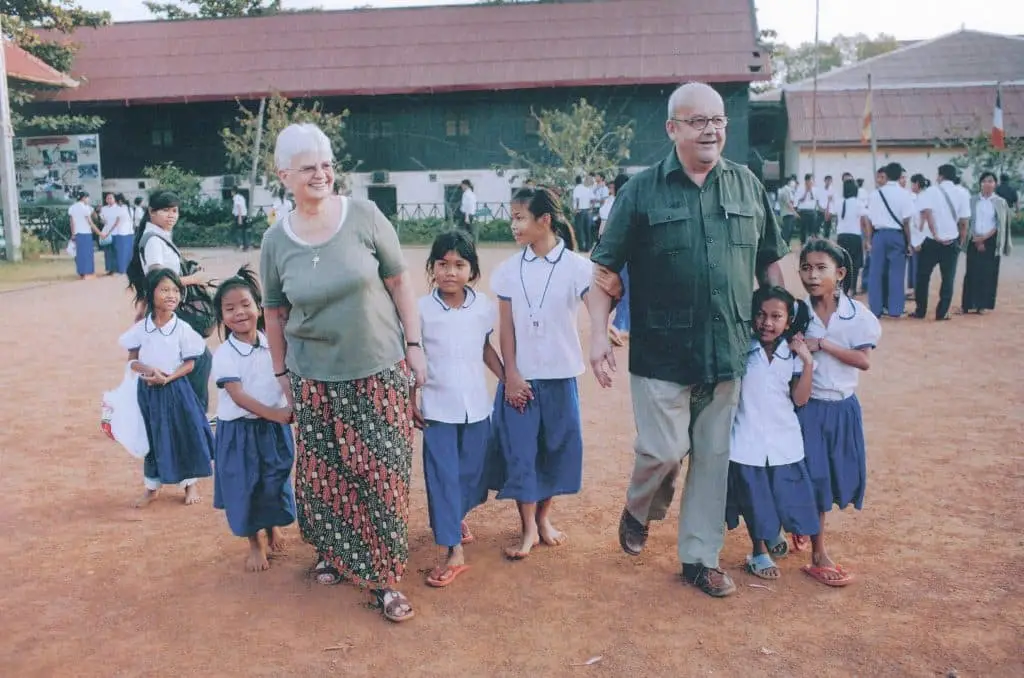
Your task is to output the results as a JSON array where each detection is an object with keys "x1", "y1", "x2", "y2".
[
  {"x1": 0, "y1": 21, "x2": 23, "y2": 262},
  {"x1": 869, "y1": 73, "x2": 878, "y2": 177},
  {"x1": 810, "y1": 0, "x2": 820, "y2": 178}
]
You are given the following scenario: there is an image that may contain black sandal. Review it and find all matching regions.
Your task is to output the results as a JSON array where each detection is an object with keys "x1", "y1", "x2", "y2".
[
  {"x1": 312, "y1": 560, "x2": 344, "y2": 585},
  {"x1": 373, "y1": 588, "x2": 415, "y2": 623}
]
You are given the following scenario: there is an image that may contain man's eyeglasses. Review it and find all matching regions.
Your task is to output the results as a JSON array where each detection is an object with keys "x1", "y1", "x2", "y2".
[{"x1": 671, "y1": 116, "x2": 729, "y2": 131}]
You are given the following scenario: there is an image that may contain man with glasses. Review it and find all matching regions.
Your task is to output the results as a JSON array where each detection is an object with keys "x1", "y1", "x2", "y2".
[{"x1": 588, "y1": 82, "x2": 787, "y2": 599}]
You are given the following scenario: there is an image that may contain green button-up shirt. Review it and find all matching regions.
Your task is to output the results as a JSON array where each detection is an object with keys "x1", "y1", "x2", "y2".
[{"x1": 591, "y1": 150, "x2": 788, "y2": 386}]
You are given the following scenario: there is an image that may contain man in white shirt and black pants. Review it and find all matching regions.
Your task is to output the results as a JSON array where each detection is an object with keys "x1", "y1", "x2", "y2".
[
  {"x1": 795, "y1": 174, "x2": 825, "y2": 244},
  {"x1": 914, "y1": 164, "x2": 970, "y2": 320},
  {"x1": 865, "y1": 162, "x2": 914, "y2": 318},
  {"x1": 231, "y1": 188, "x2": 250, "y2": 251},
  {"x1": 572, "y1": 175, "x2": 594, "y2": 250}
]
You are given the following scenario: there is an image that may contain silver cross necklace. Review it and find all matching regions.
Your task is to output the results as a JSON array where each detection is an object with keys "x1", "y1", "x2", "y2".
[{"x1": 312, "y1": 249, "x2": 321, "y2": 268}]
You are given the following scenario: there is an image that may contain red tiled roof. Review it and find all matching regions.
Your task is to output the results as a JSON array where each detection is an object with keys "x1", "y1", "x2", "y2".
[
  {"x1": 786, "y1": 84, "x2": 1024, "y2": 144},
  {"x1": 5, "y1": 40, "x2": 77, "y2": 88},
  {"x1": 42, "y1": 0, "x2": 767, "y2": 104}
]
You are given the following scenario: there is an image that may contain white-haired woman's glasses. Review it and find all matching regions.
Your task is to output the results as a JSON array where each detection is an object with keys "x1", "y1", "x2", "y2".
[{"x1": 285, "y1": 161, "x2": 337, "y2": 177}]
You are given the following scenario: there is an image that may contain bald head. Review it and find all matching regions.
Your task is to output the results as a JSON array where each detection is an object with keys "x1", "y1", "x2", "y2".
[{"x1": 667, "y1": 82, "x2": 724, "y2": 120}]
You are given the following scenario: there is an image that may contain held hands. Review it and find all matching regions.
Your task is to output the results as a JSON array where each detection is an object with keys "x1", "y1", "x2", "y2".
[
  {"x1": 504, "y1": 372, "x2": 534, "y2": 413},
  {"x1": 406, "y1": 346, "x2": 427, "y2": 388},
  {"x1": 803, "y1": 336, "x2": 823, "y2": 353},
  {"x1": 594, "y1": 267, "x2": 623, "y2": 300},
  {"x1": 141, "y1": 369, "x2": 170, "y2": 386},
  {"x1": 276, "y1": 374, "x2": 295, "y2": 409},
  {"x1": 268, "y1": 405, "x2": 294, "y2": 425},
  {"x1": 789, "y1": 333, "x2": 814, "y2": 365},
  {"x1": 589, "y1": 331, "x2": 617, "y2": 388},
  {"x1": 411, "y1": 390, "x2": 427, "y2": 430}
]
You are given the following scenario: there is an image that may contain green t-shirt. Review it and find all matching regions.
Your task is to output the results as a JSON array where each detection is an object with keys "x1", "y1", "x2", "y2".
[{"x1": 260, "y1": 197, "x2": 407, "y2": 382}]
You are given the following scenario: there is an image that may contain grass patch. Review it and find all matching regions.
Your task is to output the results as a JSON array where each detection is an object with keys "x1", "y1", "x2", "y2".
[{"x1": 0, "y1": 254, "x2": 96, "y2": 292}]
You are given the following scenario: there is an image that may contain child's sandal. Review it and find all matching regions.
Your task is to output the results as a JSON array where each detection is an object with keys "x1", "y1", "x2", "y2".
[
  {"x1": 374, "y1": 588, "x2": 415, "y2": 623},
  {"x1": 745, "y1": 553, "x2": 781, "y2": 580},
  {"x1": 312, "y1": 560, "x2": 344, "y2": 585}
]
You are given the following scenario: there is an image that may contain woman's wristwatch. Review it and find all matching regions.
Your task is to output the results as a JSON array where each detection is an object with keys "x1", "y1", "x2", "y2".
[{"x1": 406, "y1": 341, "x2": 422, "y2": 349}]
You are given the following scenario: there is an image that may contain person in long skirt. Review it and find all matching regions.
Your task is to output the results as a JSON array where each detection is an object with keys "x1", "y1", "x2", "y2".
[
  {"x1": 261, "y1": 123, "x2": 425, "y2": 623},
  {"x1": 794, "y1": 240, "x2": 881, "y2": 586},
  {"x1": 412, "y1": 231, "x2": 505, "y2": 587},
  {"x1": 98, "y1": 193, "x2": 123, "y2": 275},
  {"x1": 120, "y1": 268, "x2": 214, "y2": 507},
  {"x1": 67, "y1": 192, "x2": 101, "y2": 278},
  {"x1": 211, "y1": 267, "x2": 297, "y2": 572},
  {"x1": 491, "y1": 187, "x2": 597, "y2": 560},
  {"x1": 726, "y1": 286, "x2": 819, "y2": 580},
  {"x1": 962, "y1": 171, "x2": 1013, "y2": 314}
]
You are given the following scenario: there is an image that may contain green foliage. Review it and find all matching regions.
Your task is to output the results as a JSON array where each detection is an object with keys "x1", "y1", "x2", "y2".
[
  {"x1": 143, "y1": 163, "x2": 205, "y2": 209},
  {"x1": 504, "y1": 98, "x2": 634, "y2": 195},
  {"x1": 753, "y1": 31, "x2": 900, "y2": 92},
  {"x1": 392, "y1": 219, "x2": 515, "y2": 246},
  {"x1": 939, "y1": 132, "x2": 1024, "y2": 186},
  {"x1": 144, "y1": 0, "x2": 281, "y2": 20},
  {"x1": 2, "y1": 1, "x2": 110, "y2": 133},
  {"x1": 220, "y1": 92, "x2": 351, "y2": 193}
]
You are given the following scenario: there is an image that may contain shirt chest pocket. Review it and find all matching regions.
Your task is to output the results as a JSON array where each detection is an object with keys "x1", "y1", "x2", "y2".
[
  {"x1": 722, "y1": 203, "x2": 758, "y2": 248},
  {"x1": 646, "y1": 207, "x2": 693, "y2": 253}
]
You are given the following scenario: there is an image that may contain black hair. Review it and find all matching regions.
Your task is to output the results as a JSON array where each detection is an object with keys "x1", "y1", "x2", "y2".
[
  {"x1": 840, "y1": 179, "x2": 857, "y2": 219},
  {"x1": 883, "y1": 162, "x2": 903, "y2": 182},
  {"x1": 213, "y1": 265, "x2": 264, "y2": 339},
  {"x1": 856, "y1": 178, "x2": 864, "y2": 187},
  {"x1": 114, "y1": 192, "x2": 127, "y2": 205},
  {"x1": 1000, "y1": 173, "x2": 1010, "y2": 183},
  {"x1": 133, "y1": 196, "x2": 143, "y2": 206},
  {"x1": 461, "y1": 179, "x2": 474, "y2": 191},
  {"x1": 910, "y1": 173, "x2": 930, "y2": 190},
  {"x1": 978, "y1": 171, "x2": 997, "y2": 184},
  {"x1": 611, "y1": 173, "x2": 629, "y2": 195},
  {"x1": 596, "y1": 172, "x2": 605, "y2": 180},
  {"x1": 575, "y1": 175, "x2": 583, "y2": 185},
  {"x1": 938, "y1": 164, "x2": 957, "y2": 182},
  {"x1": 425, "y1": 229, "x2": 481, "y2": 288},
  {"x1": 824, "y1": 175, "x2": 833, "y2": 181},
  {"x1": 127, "y1": 189, "x2": 181, "y2": 304},
  {"x1": 751, "y1": 285, "x2": 811, "y2": 340},
  {"x1": 511, "y1": 186, "x2": 577, "y2": 251},
  {"x1": 144, "y1": 268, "x2": 185, "y2": 314},
  {"x1": 800, "y1": 239, "x2": 854, "y2": 296},
  {"x1": 804, "y1": 173, "x2": 813, "y2": 181}
]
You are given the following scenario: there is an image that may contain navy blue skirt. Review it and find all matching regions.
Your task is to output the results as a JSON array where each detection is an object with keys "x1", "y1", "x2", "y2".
[
  {"x1": 422, "y1": 418, "x2": 493, "y2": 547},
  {"x1": 726, "y1": 460, "x2": 820, "y2": 541},
  {"x1": 797, "y1": 395, "x2": 867, "y2": 512},
  {"x1": 492, "y1": 378, "x2": 583, "y2": 503},
  {"x1": 138, "y1": 378, "x2": 213, "y2": 485},
  {"x1": 74, "y1": 233, "x2": 94, "y2": 276},
  {"x1": 213, "y1": 418, "x2": 297, "y2": 537}
]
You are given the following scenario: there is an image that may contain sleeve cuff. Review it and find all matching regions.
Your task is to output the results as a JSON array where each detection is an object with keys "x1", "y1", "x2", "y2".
[
  {"x1": 215, "y1": 376, "x2": 241, "y2": 388},
  {"x1": 852, "y1": 343, "x2": 876, "y2": 350}
]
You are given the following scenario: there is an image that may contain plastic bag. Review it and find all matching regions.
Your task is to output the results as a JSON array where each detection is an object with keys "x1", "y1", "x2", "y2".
[
  {"x1": 99, "y1": 235, "x2": 113, "y2": 247},
  {"x1": 101, "y1": 366, "x2": 149, "y2": 458},
  {"x1": 66, "y1": 240, "x2": 76, "y2": 257}
]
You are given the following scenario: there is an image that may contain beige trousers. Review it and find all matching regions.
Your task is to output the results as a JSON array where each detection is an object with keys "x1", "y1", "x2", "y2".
[{"x1": 625, "y1": 376, "x2": 741, "y2": 569}]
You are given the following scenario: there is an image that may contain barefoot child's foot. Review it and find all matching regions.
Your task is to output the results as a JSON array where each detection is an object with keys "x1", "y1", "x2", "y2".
[
  {"x1": 504, "y1": 531, "x2": 540, "y2": 560},
  {"x1": 246, "y1": 535, "x2": 270, "y2": 572},
  {"x1": 134, "y1": 489, "x2": 158, "y2": 508},
  {"x1": 266, "y1": 526, "x2": 287, "y2": 554},
  {"x1": 183, "y1": 483, "x2": 201, "y2": 505},
  {"x1": 460, "y1": 521, "x2": 475, "y2": 545},
  {"x1": 538, "y1": 518, "x2": 567, "y2": 546}
]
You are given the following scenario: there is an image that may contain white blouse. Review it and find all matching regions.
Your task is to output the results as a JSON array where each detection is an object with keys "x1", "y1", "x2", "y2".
[
  {"x1": 119, "y1": 314, "x2": 207, "y2": 375},
  {"x1": 804, "y1": 295, "x2": 881, "y2": 401},
  {"x1": 730, "y1": 340, "x2": 806, "y2": 467},
  {"x1": 211, "y1": 332, "x2": 287, "y2": 421},
  {"x1": 141, "y1": 223, "x2": 181, "y2": 274}
]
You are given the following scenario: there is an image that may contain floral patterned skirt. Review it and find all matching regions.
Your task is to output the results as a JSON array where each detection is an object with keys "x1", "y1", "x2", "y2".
[{"x1": 291, "y1": 361, "x2": 413, "y2": 587}]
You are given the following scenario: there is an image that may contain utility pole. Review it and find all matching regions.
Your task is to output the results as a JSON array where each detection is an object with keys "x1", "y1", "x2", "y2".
[
  {"x1": 0, "y1": 21, "x2": 23, "y2": 262},
  {"x1": 246, "y1": 97, "x2": 266, "y2": 218}
]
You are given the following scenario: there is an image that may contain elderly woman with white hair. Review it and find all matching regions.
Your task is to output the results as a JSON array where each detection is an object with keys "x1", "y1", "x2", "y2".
[{"x1": 260, "y1": 123, "x2": 425, "y2": 623}]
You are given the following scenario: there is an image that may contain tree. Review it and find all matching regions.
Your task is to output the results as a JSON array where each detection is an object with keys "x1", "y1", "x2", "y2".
[
  {"x1": 144, "y1": 0, "x2": 281, "y2": 20},
  {"x1": 143, "y1": 162, "x2": 204, "y2": 209},
  {"x1": 2, "y1": 0, "x2": 110, "y2": 133},
  {"x1": 940, "y1": 130, "x2": 1024, "y2": 186},
  {"x1": 220, "y1": 92, "x2": 350, "y2": 193},
  {"x1": 504, "y1": 98, "x2": 634, "y2": 194},
  {"x1": 756, "y1": 32, "x2": 900, "y2": 92}
]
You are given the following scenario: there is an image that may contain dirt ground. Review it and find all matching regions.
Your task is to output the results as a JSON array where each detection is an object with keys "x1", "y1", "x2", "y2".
[{"x1": 1, "y1": 244, "x2": 1021, "y2": 678}]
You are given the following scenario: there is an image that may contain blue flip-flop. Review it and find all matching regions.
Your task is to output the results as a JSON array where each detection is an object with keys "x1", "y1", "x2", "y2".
[{"x1": 745, "y1": 553, "x2": 780, "y2": 580}]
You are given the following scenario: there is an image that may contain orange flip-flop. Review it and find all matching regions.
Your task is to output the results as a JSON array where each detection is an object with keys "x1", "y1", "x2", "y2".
[
  {"x1": 426, "y1": 564, "x2": 470, "y2": 588},
  {"x1": 801, "y1": 563, "x2": 854, "y2": 587},
  {"x1": 460, "y1": 521, "x2": 475, "y2": 545}
]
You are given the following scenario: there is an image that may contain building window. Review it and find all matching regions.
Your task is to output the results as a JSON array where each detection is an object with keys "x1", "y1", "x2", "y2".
[
  {"x1": 151, "y1": 126, "x2": 173, "y2": 148},
  {"x1": 380, "y1": 120, "x2": 394, "y2": 138},
  {"x1": 446, "y1": 114, "x2": 470, "y2": 138}
]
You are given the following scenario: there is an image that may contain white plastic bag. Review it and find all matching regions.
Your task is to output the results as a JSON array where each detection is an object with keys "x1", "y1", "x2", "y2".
[
  {"x1": 66, "y1": 239, "x2": 76, "y2": 257},
  {"x1": 101, "y1": 366, "x2": 149, "y2": 459}
]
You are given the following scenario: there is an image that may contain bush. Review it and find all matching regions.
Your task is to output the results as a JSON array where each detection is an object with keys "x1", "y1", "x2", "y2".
[
  {"x1": 392, "y1": 218, "x2": 515, "y2": 246},
  {"x1": 1012, "y1": 212, "x2": 1024, "y2": 236},
  {"x1": 173, "y1": 215, "x2": 270, "y2": 248}
]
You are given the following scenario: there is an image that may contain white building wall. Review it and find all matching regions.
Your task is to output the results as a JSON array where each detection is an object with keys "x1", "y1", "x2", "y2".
[{"x1": 787, "y1": 144, "x2": 969, "y2": 185}]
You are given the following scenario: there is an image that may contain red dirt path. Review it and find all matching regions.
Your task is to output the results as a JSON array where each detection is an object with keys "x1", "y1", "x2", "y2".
[{"x1": 0, "y1": 246, "x2": 1021, "y2": 677}]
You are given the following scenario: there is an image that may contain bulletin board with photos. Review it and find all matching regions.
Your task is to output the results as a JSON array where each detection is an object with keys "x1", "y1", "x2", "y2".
[{"x1": 13, "y1": 134, "x2": 102, "y2": 207}]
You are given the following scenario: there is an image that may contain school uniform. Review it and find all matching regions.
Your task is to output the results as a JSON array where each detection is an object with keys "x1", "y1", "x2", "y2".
[
  {"x1": 797, "y1": 296, "x2": 881, "y2": 512},
  {"x1": 491, "y1": 239, "x2": 591, "y2": 503},
  {"x1": 915, "y1": 181, "x2": 970, "y2": 319},
  {"x1": 99, "y1": 204, "x2": 120, "y2": 274},
  {"x1": 119, "y1": 315, "x2": 214, "y2": 490},
  {"x1": 726, "y1": 340, "x2": 820, "y2": 540},
  {"x1": 418, "y1": 287, "x2": 497, "y2": 547},
  {"x1": 835, "y1": 197, "x2": 865, "y2": 295},
  {"x1": 866, "y1": 182, "x2": 914, "y2": 317},
  {"x1": 908, "y1": 193, "x2": 928, "y2": 292},
  {"x1": 113, "y1": 203, "x2": 134, "y2": 273},
  {"x1": 68, "y1": 201, "x2": 94, "y2": 276},
  {"x1": 211, "y1": 333, "x2": 297, "y2": 537}
]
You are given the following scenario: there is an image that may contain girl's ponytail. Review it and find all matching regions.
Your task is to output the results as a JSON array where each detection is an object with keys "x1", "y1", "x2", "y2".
[
  {"x1": 790, "y1": 298, "x2": 812, "y2": 337},
  {"x1": 552, "y1": 211, "x2": 578, "y2": 252}
]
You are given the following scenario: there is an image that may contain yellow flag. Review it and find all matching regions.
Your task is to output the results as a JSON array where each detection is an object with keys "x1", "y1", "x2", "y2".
[{"x1": 860, "y1": 90, "x2": 872, "y2": 144}]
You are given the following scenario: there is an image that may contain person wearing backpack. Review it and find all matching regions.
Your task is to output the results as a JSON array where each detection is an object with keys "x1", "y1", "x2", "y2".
[
  {"x1": 864, "y1": 162, "x2": 914, "y2": 318},
  {"x1": 126, "y1": 190, "x2": 216, "y2": 410},
  {"x1": 914, "y1": 165, "x2": 970, "y2": 320}
]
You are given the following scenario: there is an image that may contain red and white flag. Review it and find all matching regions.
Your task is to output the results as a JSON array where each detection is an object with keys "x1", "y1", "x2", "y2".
[{"x1": 992, "y1": 88, "x2": 1005, "y2": 150}]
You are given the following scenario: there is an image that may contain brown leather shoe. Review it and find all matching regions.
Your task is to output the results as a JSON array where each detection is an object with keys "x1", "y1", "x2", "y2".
[
  {"x1": 618, "y1": 508, "x2": 649, "y2": 556},
  {"x1": 681, "y1": 563, "x2": 736, "y2": 597}
]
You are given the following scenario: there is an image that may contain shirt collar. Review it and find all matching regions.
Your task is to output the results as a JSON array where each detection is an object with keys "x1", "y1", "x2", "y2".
[
  {"x1": 227, "y1": 331, "x2": 267, "y2": 356},
  {"x1": 523, "y1": 238, "x2": 566, "y2": 263},
  {"x1": 661, "y1": 148, "x2": 722, "y2": 185},
  {"x1": 431, "y1": 286, "x2": 478, "y2": 311},
  {"x1": 144, "y1": 222, "x2": 173, "y2": 241},
  {"x1": 806, "y1": 294, "x2": 856, "y2": 325},
  {"x1": 748, "y1": 338, "x2": 793, "y2": 360}
]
